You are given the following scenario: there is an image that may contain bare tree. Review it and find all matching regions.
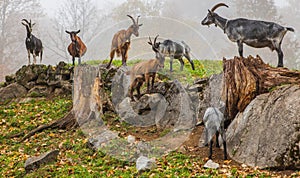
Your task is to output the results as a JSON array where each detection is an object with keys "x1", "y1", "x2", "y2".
[
  {"x1": 0, "y1": 0, "x2": 43, "y2": 82},
  {"x1": 47, "y1": 0, "x2": 104, "y2": 62},
  {"x1": 112, "y1": 0, "x2": 163, "y2": 21}
]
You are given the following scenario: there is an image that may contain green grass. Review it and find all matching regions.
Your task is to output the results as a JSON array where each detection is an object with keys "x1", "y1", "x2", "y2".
[{"x1": 87, "y1": 59, "x2": 222, "y2": 84}]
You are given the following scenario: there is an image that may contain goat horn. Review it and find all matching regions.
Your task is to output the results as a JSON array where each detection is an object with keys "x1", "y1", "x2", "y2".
[
  {"x1": 136, "y1": 15, "x2": 141, "y2": 25},
  {"x1": 211, "y1": 3, "x2": 229, "y2": 12},
  {"x1": 154, "y1": 35, "x2": 159, "y2": 45},
  {"x1": 148, "y1": 36, "x2": 153, "y2": 45},
  {"x1": 127, "y1": 15, "x2": 136, "y2": 24},
  {"x1": 21, "y1": 19, "x2": 30, "y2": 24},
  {"x1": 152, "y1": 35, "x2": 159, "y2": 52}
]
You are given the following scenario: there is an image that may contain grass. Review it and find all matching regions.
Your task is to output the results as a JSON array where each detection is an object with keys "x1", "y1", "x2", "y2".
[
  {"x1": 87, "y1": 59, "x2": 223, "y2": 84},
  {"x1": 0, "y1": 60, "x2": 298, "y2": 177}
]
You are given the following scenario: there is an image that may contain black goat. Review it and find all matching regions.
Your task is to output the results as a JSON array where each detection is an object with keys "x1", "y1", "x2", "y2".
[
  {"x1": 21, "y1": 19, "x2": 43, "y2": 65},
  {"x1": 201, "y1": 3, "x2": 294, "y2": 67},
  {"x1": 154, "y1": 39, "x2": 195, "y2": 72}
]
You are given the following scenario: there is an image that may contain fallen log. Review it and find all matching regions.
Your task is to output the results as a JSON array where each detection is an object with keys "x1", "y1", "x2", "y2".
[{"x1": 222, "y1": 55, "x2": 300, "y2": 121}]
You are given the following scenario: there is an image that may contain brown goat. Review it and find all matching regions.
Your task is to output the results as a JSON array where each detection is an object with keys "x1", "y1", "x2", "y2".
[
  {"x1": 106, "y1": 15, "x2": 143, "y2": 69},
  {"x1": 66, "y1": 30, "x2": 87, "y2": 65},
  {"x1": 128, "y1": 35, "x2": 165, "y2": 101}
]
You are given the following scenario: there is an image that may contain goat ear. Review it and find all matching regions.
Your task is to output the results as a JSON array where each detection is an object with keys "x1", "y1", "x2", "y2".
[
  {"x1": 148, "y1": 42, "x2": 152, "y2": 46},
  {"x1": 32, "y1": 23, "x2": 36, "y2": 27},
  {"x1": 65, "y1": 30, "x2": 70, "y2": 34},
  {"x1": 76, "y1": 30, "x2": 80, "y2": 34},
  {"x1": 208, "y1": 9, "x2": 213, "y2": 15},
  {"x1": 139, "y1": 24, "x2": 143, "y2": 27}
]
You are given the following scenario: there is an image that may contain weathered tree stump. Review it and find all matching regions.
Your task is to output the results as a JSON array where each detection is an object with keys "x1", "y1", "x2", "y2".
[{"x1": 222, "y1": 55, "x2": 300, "y2": 120}]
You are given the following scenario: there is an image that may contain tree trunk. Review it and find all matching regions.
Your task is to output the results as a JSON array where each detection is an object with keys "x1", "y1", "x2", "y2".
[{"x1": 222, "y1": 55, "x2": 300, "y2": 121}]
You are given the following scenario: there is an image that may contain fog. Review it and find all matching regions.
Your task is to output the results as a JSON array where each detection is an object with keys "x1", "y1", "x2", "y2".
[{"x1": 1, "y1": 0, "x2": 299, "y2": 81}]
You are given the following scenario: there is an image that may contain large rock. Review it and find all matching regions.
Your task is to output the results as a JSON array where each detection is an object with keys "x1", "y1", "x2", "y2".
[
  {"x1": 136, "y1": 156, "x2": 156, "y2": 172},
  {"x1": 226, "y1": 85, "x2": 300, "y2": 169},
  {"x1": 116, "y1": 80, "x2": 196, "y2": 130},
  {"x1": 195, "y1": 73, "x2": 224, "y2": 121},
  {"x1": 24, "y1": 149, "x2": 59, "y2": 173},
  {"x1": 0, "y1": 83, "x2": 27, "y2": 103}
]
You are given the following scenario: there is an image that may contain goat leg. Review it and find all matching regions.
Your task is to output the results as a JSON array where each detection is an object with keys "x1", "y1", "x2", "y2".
[
  {"x1": 209, "y1": 140, "x2": 213, "y2": 159},
  {"x1": 27, "y1": 50, "x2": 31, "y2": 65},
  {"x1": 136, "y1": 81, "x2": 143, "y2": 99},
  {"x1": 78, "y1": 57, "x2": 81, "y2": 65},
  {"x1": 151, "y1": 74, "x2": 155, "y2": 91},
  {"x1": 185, "y1": 53, "x2": 195, "y2": 70},
  {"x1": 276, "y1": 45, "x2": 284, "y2": 67},
  {"x1": 178, "y1": 57, "x2": 184, "y2": 71},
  {"x1": 237, "y1": 41, "x2": 243, "y2": 58},
  {"x1": 170, "y1": 56, "x2": 174, "y2": 72},
  {"x1": 129, "y1": 79, "x2": 137, "y2": 101},
  {"x1": 107, "y1": 49, "x2": 115, "y2": 69},
  {"x1": 121, "y1": 47, "x2": 127, "y2": 66},
  {"x1": 215, "y1": 131, "x2": 220, "y2": 148},
  {"x1": 33, "y1": 52, "x2": 37, "y2": 64},
  {"x1": 72, "y1": 56, "x2": 75, "y2": 66},
  {"x1": 145, "y1": 74, "x2": 150, "y2": 93},
  {"x1": 223, "y1": 140, "x2": 228, "y2": 160}
]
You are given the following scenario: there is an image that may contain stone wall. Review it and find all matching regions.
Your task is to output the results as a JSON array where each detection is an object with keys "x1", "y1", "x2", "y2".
[{"x1": 0, "y1": 62, "x2": 73, "y2": 103}]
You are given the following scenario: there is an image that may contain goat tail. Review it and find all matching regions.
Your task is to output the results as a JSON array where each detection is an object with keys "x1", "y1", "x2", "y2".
[{"x1": 286, "y1": 27, "x2": 295, "y2": 32}]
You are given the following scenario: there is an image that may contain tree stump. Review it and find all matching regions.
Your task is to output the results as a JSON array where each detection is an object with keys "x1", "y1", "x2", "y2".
[{"x1": 222, "y1": 55, "x2": 300, "y2": 121}]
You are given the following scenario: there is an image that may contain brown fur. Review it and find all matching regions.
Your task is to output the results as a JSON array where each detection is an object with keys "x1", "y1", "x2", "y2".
[
  {"x1": 66, "y1": 30, "x2": 87, "y2": 65},
  {"x1": 106, "y1": 15, "x2": 142, "y2": 69},
  {"x1": 128, "y1": 35, "x2": 164, "y2": 101}
]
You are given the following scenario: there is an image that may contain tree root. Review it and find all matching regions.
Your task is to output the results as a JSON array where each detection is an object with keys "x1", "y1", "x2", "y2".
[{"x1": 19, "y1": 110, "x2": 78, "y2": 142}]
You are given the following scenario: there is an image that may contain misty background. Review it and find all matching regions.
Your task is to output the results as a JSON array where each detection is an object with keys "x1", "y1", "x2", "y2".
[{"x1": 0, "y1": 0, "x2": 299, "y2": 82}]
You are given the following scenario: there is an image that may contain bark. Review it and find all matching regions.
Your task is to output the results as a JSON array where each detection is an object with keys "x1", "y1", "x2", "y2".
[
  {"x1": 222, "y1": 55, "x2": 300, "y2": 120},
  {"x1": 20, "y1": 110, "x2": 77, "y2": 142}
]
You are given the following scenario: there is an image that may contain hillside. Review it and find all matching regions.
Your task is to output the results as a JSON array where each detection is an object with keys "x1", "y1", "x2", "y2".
[{"x1": 0, "y1": 60, "x2": 298, "y2": 177}]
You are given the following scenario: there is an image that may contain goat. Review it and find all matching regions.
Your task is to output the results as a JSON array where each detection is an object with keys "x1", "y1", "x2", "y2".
[
  {"x1": 66, "y1": 30, "x2": 87, "y2": 65},
  {"x1": 202, "y1": 107, "x2": 227, "y2": 160},
  {"x1": 21, "y1": 19, "x2": 43, "y2": 65},
  {"x1": 154, "y1": 39, "x2": 195, "y2": 72},
  {"x1": 128, "y1": 35, "x2": 165, "y2": 101},
  {"x1": 106, "y1": 15, "x2": 143, "y2": 69},
  {"x1": 201, "y1": 3, "x2": 294, "y2": 67}
]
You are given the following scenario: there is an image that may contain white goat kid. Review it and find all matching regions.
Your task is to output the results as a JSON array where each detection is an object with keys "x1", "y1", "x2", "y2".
[{"x1": 202, "y1": 107, "x2": 227, "y2": 160}]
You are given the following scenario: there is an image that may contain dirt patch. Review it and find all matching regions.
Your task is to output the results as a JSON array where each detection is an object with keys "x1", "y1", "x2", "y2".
[{"x1": 103, "y1": 113, "x2": 296, "y2": 176}]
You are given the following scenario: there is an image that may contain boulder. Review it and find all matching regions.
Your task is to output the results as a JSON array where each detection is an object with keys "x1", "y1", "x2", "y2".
[
  {"x1": 136, "y1": 156, "x2": 156, "y2": 172},
  {"x1": 0, "y1": 83, "x2": 27, "y2": 103},
  {"x1": 226, "y1": 85, "x2": 300, "y2": 169},
  {"x1": 195, "y1": 73, "x2": 224, "y2": 121},
  {"x1": 24, "y1": 149, "x2": 59, "y2": 173},
  {"x1": 116, "y1": 80, "x2": 196, "y2": 130},
  {"x1": 116, "y1": 94, "x2": 167, "y2": 127}
]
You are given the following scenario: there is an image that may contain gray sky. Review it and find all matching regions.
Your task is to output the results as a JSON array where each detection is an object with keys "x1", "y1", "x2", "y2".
[
  {"x1": 40, "y1": 0, "x2": 125, "y2": 16},
  {"x1": 41, "y1": 0, "x2": 288, "y2": 17}
]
